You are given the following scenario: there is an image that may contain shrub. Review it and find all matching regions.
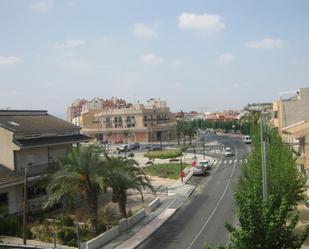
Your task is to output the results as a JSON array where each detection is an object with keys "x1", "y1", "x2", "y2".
[
  {"x1": 57, "y1": 227, "x2": 77, "y2": 247},
  {"x1": 144, "y1": 149, "x2": 182, "y2": 160},
  {"x1": 128, "y1": 152, "x2": 134, "y2": 157},
  {"x1": 59, "y1": 214, "x2": 74, "y2": 227},
  {"x1": 0, "y1": 207, "x2": 23, "y2": 237}
]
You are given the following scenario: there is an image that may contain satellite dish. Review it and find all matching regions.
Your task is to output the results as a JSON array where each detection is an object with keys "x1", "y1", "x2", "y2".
[{"x1": 305, "y1": 198, "x2": 309, "y2": 208}]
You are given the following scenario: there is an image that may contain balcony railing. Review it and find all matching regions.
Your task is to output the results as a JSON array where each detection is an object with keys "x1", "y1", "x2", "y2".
[{"x1": 19, "y1": 163, "x2": 57, "y2": 177}]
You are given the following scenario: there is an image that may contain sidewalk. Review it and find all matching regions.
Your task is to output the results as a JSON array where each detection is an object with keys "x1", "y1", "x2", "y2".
[
  {"x1": 99, "y1": 152, "x2": 214, "y2": 249},
  {"x1": 101, "y1": 165, "x2": 200, "y2": 249}
]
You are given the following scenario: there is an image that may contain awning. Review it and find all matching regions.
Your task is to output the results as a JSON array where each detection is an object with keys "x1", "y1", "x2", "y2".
[
  {"x1": 13, "y1": 134, "x2": 90, "y2": 148},
  {"x1": 282, "y1": 121, "x2": 309, "y2": 139}
]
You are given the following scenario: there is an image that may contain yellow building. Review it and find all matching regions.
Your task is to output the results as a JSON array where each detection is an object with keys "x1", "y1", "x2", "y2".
[{"x1": 79, "y1": 99, "x2": 176, "y2": 143}]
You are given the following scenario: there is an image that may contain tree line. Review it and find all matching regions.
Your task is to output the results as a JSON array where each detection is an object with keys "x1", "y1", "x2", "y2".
[{"x1": 176, "y1": 119, "x2": 253, "y2": 145}]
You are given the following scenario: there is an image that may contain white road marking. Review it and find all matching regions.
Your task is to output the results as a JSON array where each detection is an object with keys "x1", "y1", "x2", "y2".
[
  {"x1": 224, "y1": 160, "x2": 227, "y2": 164},
  {"x1": 186, "y1": 146, "x2": 238, "y2": 249},
  {"x1": 239, "y1": 159, "x2": 243, "y2": 163},
  {"x1": 229, "y1": 160, "x2": 233, "y2": 164},
  {"x1": 218, "y1": 160, "x2": 222, "y2": 164},
  {"x1": 234, "y1": 159, "x2": 237, "y2": 163},
  {"x1": 213, "y1": 160, "x2": 217, "y2": 166}
]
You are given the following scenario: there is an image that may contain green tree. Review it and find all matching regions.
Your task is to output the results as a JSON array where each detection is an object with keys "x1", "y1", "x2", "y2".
[
  {"x1": 123, "y1": 129, "x2": 131, "y2": 144},
  {"x1": 186, "y1": 122, "x2": 196, "y2": 146},
  {"x1": 45, "y1": 145, "x2": 106, "y2": 232},
  {"x1": 219, "y1": 126, "x2": 309, "y2": 249},
  {"x1": 104, "y1": 156, "x2": 154, "y2": 218}
]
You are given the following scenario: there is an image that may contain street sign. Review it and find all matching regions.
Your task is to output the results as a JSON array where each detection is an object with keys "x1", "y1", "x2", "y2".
[{"x1": 305, "y1": 198, "x2": 309, "y2": 208}]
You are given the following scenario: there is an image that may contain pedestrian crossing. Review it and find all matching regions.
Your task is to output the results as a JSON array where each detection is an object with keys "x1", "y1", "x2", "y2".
[{"x1": 212, "y1": 158, "x2": 248, "y2": 166}]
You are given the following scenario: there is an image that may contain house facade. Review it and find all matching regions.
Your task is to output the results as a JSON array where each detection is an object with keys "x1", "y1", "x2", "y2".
[
  {"x1": 0, "y1": 110, "x2": 89, "y2": 214},
  {"x1": 273, "y1": 87, "x2": 309, "y2": 170}
]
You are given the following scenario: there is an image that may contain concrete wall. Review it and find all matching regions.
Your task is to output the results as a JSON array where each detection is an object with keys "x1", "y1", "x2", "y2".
[
  {"x1": 0, "y1": 185, "x2": 23, "y2": 214},
  {"x1": 0, "y1": 127, "x2": 19, "y2": 171}
]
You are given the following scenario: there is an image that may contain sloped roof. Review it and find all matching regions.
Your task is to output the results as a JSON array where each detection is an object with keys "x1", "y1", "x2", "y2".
[
  {"x1": 282, "y1": 121, "x2": 309, "y2": 139},
  {"x1": 0, "y1": 164, "x2": 23, "y2": 187},
  {"x1": 0, "y1": 110, "x2": 79, "y2": 133}
]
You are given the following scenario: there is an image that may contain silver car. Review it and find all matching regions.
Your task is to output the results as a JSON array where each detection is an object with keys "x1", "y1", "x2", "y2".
[
  {"x1": 224, "y1": 147, "x2": 233, "y2": 157},
  {"x1": 193, "y1": 165, "x2": 207, "y2": 176}
]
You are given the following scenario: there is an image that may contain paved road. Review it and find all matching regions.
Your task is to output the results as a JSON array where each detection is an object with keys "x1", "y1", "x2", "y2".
[{"x1": 136, "y1": 135, "x2": 250, "y2": 249}]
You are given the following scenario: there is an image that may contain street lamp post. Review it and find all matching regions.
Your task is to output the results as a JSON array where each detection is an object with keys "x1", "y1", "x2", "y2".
[
  {"x1": 260, "y1": 112, "x2": 268, "y2": 202},
  {"x1": 249, "y1": 106, "x2": 268, "y2": 202}
]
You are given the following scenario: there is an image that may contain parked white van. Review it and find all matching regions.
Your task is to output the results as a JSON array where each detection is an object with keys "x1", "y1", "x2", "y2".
[{"x1": 243, "y1": 135, "x2": 252, "y2": 144}]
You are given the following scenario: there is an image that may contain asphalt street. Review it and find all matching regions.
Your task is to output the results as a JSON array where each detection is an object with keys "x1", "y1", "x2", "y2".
[{"x1": 136, "y1": 134, "x2": 250, "y2": 249}]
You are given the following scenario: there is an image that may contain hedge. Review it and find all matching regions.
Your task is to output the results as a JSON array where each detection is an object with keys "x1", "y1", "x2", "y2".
[{"x1": 144, "y1": 149, "x2": 182, "y2": 160}]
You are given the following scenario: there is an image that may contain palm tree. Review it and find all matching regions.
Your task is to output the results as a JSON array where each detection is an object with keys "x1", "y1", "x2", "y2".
[
  {"x1": 104, "y1": 156, "x2": 153, "y2": 218},
  {"x1": 44, "y1": 145, "x2": 106, "y2": 232}
]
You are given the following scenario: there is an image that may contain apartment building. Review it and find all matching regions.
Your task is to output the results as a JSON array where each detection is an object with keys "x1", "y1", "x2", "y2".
[
  {"x1": 79, "y1": 99, "x2": 176, "y2": 143},
  {"x1": 67, "y1": 98, "x2": 87, "y2": 125},
  {"x1": 0, "y1": 110, "x2": 89, "y2": 214},
  {"x1": 273, "y1": 87, "x2": 309, "y2": 169}
]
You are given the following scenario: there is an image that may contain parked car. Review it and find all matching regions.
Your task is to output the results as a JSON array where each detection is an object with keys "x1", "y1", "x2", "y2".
[
  {"x1": 149, "y1": 146, "x2": 162, "y2": 151},
  {"x1": 131, "y1": 142, "x2": 140, "y2": 150},
  {"x1": 224, "y1": 147, "x2": 233, "y2": 157},
  {"x1": 193, "y1": 165, "x2": 208, "y2": 176},
  {"x1": 117, "y1": 144, "x2": 129, "y2": 152},
  {"x1": 243, "y1": 135, "x2": 252, "y2": 144},
  {"x1": 199, "y1": 160, "x2": 212, "y2": 170}
]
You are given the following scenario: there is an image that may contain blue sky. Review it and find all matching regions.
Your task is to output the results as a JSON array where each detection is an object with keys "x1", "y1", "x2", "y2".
[{"x1": 0, "y1": 0, "x2": 308, "y2": 116}]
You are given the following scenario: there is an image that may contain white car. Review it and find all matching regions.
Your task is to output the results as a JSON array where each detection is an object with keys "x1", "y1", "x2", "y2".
[
  {"x1": 243, "y1": 135, "x2": 252, "y2": 144},
  {"x1": 224, "y1": 147, "x2": 233, "y2": 157}
]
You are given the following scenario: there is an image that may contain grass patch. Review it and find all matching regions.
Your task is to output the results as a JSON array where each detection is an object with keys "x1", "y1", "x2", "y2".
[
  {"x1": 144, "y1": 149, "x2": 183, "y2": 160},
  {"x1": 144, "y1": 163, "x2": 188, "y2": 180}
]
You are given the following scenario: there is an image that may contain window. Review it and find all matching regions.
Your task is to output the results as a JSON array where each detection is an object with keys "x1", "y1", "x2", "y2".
[
  {"x1": 24, "y1": 133, "x2": 41, "y2": 138},
  {"x1": 274, "y1": 111, "x2": 278, "y2": 119},
  {"x1": 0, "y1": 193, "x2": 8, "y2": 207},
  {"x1": 9, "y1": 121, "x2": 20, "y2": 126}
]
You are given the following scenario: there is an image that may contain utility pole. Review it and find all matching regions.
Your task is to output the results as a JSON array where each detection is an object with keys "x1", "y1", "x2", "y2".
[
  {"x1": 180, "y1": 159, "x2": 183, "y2": 182},
  {"x1": 23, "y1": 166, "x2": 28, "y2": 245},
  {"x1": 76, "y1": 223, "x2": 80, "y2": 249},
  {"x1": 260, "y1": 113, "x2": 268, "y2": 202}
]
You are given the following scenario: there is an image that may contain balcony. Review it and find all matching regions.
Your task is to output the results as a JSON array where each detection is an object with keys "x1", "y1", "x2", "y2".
[{"x1": 20, "y1": 163, "x2": 56, "y2": 177}]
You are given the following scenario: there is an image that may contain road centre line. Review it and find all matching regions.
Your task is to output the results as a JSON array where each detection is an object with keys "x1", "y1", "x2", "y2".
[{"x1": 186, "y1": 144, "x2": 238, "y2": 249}]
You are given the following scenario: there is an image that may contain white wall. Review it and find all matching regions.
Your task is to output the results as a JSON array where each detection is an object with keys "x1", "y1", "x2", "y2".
[{"x1": 0, "y1": 185, "x2": 23, "y2": 214}]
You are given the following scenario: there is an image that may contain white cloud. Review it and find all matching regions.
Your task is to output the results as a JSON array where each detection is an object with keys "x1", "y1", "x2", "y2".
[
  {"x1": 52, "y1": 39, "x2": 85, "y2": 49},
  {"x1": 178, "y1": 12, "x2": 225, "y2": 33},
  {"x1": 246, "y1": 38, "x2": 288, "y2": 49},
  {"x1": 134, "y1": 23, "x2": 157, "y2": 39},
  {"x1": 0, "y1": 56, "x2": 21, "y2": 67},
  {"x1": 31, "y1": 0, "x2": 53, "y2": 12},
  {"x1": 140, "y1": 54, "x2": 164, "y2": 65},
  {"x1": 217, "y1": 53, "x2": 233, "y2": 64}
]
